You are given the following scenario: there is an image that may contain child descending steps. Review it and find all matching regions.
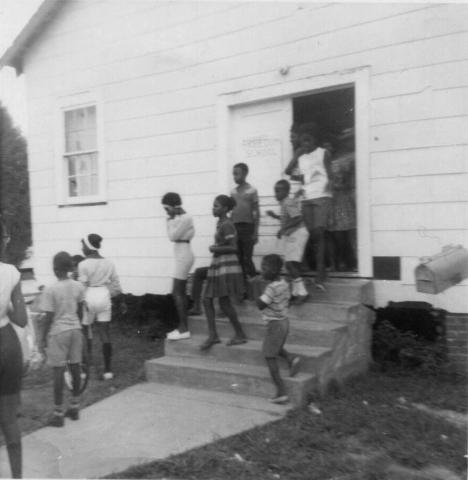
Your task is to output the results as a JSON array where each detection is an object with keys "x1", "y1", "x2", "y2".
[
  {"x1": 200, "y1": 195, "x2": 247, "y2": 351},
  {"x1": 266, "y1": 179, "x2": 309, "y2": 304},
  {"x1": 231, "y1": 163, "x2": 260, "y2": 290},
  {"x1": 161, "y1": 192, "x2": 195, "y2": 341},
  {"x1": 256, "y1": 254, "x2": 301, "y2": 404},
  {"x1": 38, "y1": 252, "x2": 85, "y2": 427},
  {"x1": 78, "y1": 233, "x2": 123, "y2": 380}
]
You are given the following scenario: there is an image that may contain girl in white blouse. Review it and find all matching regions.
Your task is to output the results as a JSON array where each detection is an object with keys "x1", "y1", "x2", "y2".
[{"x1": 161, "y1": 192, "x2": 195, "y2": 340}]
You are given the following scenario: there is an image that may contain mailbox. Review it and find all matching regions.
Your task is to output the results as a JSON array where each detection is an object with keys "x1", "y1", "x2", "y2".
[{"x1": 415, "y1": 245, "x2": 468, "y2": 294}]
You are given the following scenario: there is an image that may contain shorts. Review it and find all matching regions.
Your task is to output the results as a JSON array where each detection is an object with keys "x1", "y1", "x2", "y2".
[
  {"x1": 283, "y1": 226, "x2": 309, "y2": 263},
  {"x1": 46, "y1": 329, "x2": 83, "y2": 367},
  {"x1": 0, "y1": 324, "x2": 23, "y2": 396},
  {"x1": 301, "y1": 197, "x2": 331, "y2": 230},
  {"x1": 173, "y1": 243, "x2": 195, "y2": 280},
  {"x1": 262, "y1": 319, "x2": 289, "y2": 358},
  {"x1": 84, "y1": 286, "x2": 111, "y2": 325}
]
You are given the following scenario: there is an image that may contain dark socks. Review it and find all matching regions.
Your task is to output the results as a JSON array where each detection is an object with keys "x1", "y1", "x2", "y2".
[{"x1": 103, "y1": 343, "x2": 112, "y2": 373}]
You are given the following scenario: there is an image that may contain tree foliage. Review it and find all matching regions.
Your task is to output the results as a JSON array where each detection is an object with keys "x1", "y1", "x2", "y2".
[{"x1": 0, "y1": 102, "x2": 31, "y2": 266}]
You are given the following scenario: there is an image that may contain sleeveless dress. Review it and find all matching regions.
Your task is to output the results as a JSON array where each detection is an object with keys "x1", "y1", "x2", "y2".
[
  {"x1": 167, "y1": 213, "x2": 195, "y2": 280},
  {"x1": 0, "y1": 263, "x2": 23, "y2": 396},
  {"x1": 204, "y1": 219, "x2": 244, "y2": 298}
]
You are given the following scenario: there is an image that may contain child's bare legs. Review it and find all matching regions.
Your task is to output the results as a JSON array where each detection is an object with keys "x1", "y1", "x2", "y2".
[
  {"x1": 82, "y1": 325, "x2": 93, "y2": 366},
  {"x1": 285, "y1": 261, "x2": 308, "y2": 301},
  {"x1": 0, "y1": 395, "x2": 22, "y2": 478},
  {"x1": 200, "y1": 297, "x2": 220, "y2": 350},
  {"x1": 96, "y1": 322, "x2": 112, "y2": 376},
  {"x1": 265, "y1": 358, "x2": 287, "y2": 399},
  {"x1": 172, "y1": 279, "x2": 188, "y2": 333},
  {"x1": 189, "y1": 267, "x2": 208, "y2": 315},
  {"x1": 219, "y1": 296, "x2": 247, "y2": 344}
]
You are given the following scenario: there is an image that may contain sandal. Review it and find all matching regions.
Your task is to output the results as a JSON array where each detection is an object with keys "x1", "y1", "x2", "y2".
[
  {"x1": 199, "y1": 337, "x2": 221, "y2": 351},
  {"x1": 226, "y1": 337, "x2": 247, "y2": 346}
]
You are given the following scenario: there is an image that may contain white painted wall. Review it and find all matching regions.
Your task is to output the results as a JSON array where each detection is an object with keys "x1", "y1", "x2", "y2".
[{"x1": 22, "y1": 1, "x2": 468, "y2": 311}]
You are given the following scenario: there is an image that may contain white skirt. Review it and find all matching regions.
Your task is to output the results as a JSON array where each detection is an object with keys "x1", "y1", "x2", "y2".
[{"x1": 173, "y1": 243, "x2": 195, "y2": 280}]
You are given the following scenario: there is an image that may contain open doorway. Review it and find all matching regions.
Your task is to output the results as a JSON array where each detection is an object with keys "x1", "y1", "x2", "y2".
[{"x1": 292, "y1": 86, "x2": 357, "y2": 274}]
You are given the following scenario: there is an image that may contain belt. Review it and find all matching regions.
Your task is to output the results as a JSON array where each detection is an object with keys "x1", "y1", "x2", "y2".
[{"x1": 174, "y1": 240, "x2": 190, "y2": 243}]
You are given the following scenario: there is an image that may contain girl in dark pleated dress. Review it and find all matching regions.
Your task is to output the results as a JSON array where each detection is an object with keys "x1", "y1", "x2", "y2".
[{"x1": 200, "y1": 195, "x2": 247, "y2": 351}]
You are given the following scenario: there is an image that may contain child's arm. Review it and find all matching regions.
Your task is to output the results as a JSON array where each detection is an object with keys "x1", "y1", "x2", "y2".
[
  {"x1": 209, "y1": 223, "x2": 238, "y2": 255},
  {"x1": 256, "y1": 297, "x2": 268, "y2": 310},
  {"x1": 266, "y1": 210, "x2": 280, "y2": 220},
  {"x1": 8, "y1": 283, "x2": 28, "y2": 328},
  {"x1": 323, "y1": 149, "x2": 332, "y2": 190},
  {"x1": 256, "y1": 284, "x2": 273, "y2": 310},
  {"x1": 284, "y1": 147, "x2": 304, "y2": 176},
  {"x1": 38, "y1": 312, "x2": 54, "y2": 354},
  {"x1": 109, "y1": 264, "x2": 123, "y2": 297}
]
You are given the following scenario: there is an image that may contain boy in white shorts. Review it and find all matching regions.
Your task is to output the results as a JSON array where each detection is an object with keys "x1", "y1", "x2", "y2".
[{"x1": 266, "y1": 180, "x2": 309, "y2": 303}]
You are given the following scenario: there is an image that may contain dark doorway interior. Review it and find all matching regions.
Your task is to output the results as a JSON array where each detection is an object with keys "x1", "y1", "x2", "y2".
[{"x1": 292, "y1": 86, "x2": 357, "y2": 274}]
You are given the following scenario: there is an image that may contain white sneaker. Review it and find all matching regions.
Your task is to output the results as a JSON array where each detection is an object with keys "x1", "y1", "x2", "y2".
[
  {"x1": 166, "y1": 330, "x2": 191, "y2": 341},
  {"x1": 102, "y1": 372, "x2": 114, "y2": 380}
]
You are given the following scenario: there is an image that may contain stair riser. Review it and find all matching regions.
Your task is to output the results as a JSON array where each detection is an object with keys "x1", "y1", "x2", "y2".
[
  {"x1": 231, "y1": 303, "x2": 354, "y2": 323},
  {"x1": 188, "y1": 317, "x2": 341, "y2": 347},
  {"x1": 165, "y1": 341, "x2": 329, "y2": 373},
  {"x1": 145, "y1": 361, "x2": 315, "y2": 406}
]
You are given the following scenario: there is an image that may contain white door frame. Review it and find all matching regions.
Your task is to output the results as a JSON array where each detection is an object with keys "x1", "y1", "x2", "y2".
[{"x1": 217, "y1": 66, "x2": 372, "y2": 277}]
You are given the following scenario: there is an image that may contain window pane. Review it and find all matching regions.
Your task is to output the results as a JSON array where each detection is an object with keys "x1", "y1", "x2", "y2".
[
  {"x1": 64, "y1": 106, "x2": 97, "y2": 152},
  {"x1": 66, "y1": 152, "x2": 99, "y2": 197}
]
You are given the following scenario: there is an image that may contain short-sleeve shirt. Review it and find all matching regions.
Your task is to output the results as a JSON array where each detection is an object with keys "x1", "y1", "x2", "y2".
[
  {"x1": 40, "y1": 279, "x2": 85, "y2": 335},
  {"x1": 0, "y1": 263, "x2": 20, "y2": 324},
  {"x1": 214, "y1": 219, "x2": 237, "y2": 246},
  {"x1": 231, "y1": 183, "x2": 259, "y2": 224},
  {"x1": 279, "y1": 197, "x2": 304, "y2": 234},
  {"x1": 260, "y1": 279, "x2": 290, "y2": 322}
]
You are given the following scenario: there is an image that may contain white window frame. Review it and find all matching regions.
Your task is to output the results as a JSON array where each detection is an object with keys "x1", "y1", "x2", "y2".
[{"x1": 55, "y1": 92, "x2": 107, "y2": 206}]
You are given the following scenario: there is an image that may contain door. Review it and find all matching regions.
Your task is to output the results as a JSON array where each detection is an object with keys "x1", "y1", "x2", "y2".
[{"x1": 229, "y1": 98, "x2": 293, "y2": 267}]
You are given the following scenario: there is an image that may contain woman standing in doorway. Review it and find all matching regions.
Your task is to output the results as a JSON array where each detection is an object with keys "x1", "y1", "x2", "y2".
[
  {"x1": 0, "y1": 219, "x2": 27, "y2": 478},
  {"x1": 161, "y1": 192, "x2": 195, "y2": 340}
]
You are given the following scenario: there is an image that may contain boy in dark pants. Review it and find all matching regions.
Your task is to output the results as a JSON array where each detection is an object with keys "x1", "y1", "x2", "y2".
[
  {"x1": 231, "y1": 163, "x2": 260, "y2": 287},
  {"x1": 256, "y1": 254, "x2": 300, "y2": 404},
  {"x1": 39, "y1": 252, "x2": 85, "y2": 426}
]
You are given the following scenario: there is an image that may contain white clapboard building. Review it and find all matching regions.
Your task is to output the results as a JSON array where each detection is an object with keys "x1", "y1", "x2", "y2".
[{"x1": 1, "y1": 0, "x2": 467, "y2": 317}]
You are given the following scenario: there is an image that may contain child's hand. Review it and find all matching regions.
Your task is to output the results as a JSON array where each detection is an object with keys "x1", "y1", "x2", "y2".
[
  {"x1": 209, "y1": 245, "x2": 216, "y2": 253},
  {"x1": 265, "y1": 210, "x2": 277, "y2": 219},
  {"x1": 277, "y1": 229, "x2": 283, "y2": 239}
]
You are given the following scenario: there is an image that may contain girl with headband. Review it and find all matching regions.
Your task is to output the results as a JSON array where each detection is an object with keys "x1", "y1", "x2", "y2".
[
  {"x1": 161, "y1": 192, "x2": 195, "y2": 340},
  {"x1": 78, "y1": 233, "x2": 122, "y2": 380}
]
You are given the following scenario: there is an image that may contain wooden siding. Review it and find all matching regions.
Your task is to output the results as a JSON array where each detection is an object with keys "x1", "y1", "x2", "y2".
[{"x1": 22, "y1": 1, "x2": 468, "y2": 310}]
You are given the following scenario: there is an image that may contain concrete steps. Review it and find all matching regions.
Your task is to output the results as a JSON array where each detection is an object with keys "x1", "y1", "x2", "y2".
[
  {"x1": 144, "y1": 279, "x2": 375, "y2": 407},
  {"x1": 166, "y1": 334, "x2": 332, "y2": 371},
  {"x1": 145, "y1": 355, "x2": 317, "y2": 406},
  {"x1": 187, "y1": 313, "x2": 347, "y2": 347}
]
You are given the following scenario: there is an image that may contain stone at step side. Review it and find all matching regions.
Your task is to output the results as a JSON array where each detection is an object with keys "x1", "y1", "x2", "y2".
[
  {"x1": 165, "y1": 334, "x2": 332, "y2": 372},
  {"x1": 232, "y1": 300, "x2": 361, "y2": 323},
  {"x1": 188, "y1": 315, "x2": 347, "y2": 347},
  {"x1": 145, "y1": 355, "x2": 316, "y2": 406}
]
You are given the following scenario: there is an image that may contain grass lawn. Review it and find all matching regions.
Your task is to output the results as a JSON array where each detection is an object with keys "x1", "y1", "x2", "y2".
[
  {"x1": 10, "y1": 321, "x2": 163, "y2": 444},
  {"x1": 108, "y1": 369, "x2": 467, "y2": 480}
]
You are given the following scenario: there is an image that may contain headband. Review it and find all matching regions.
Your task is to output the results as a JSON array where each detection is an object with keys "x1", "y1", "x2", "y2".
[
  {"x1": 162, "y1": 203, "x2": 181, "y2": 208},
  {"x1": 82, "y1": 236, "x2": 99, "y2": 251}
]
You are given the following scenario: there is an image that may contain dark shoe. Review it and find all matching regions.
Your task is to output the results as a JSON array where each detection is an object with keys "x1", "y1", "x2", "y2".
[
  {"x1": 65, "y1": 407, "x2": 79, "y2": 421},
  {"x1": 200, "y1": 337, "x2": 221, "y2": 351},
  {"x1": 226, "y1": 337, "x2": 247, "y2": 346},
  {"x1": 269, "y1": 395, "x2": 289, "y2": 405},
  {"x1": 188, "y1": 308, "x2": 202, "y2": 316},
  {"x1": 47, "y1": 413, "x2": 64, "y2": 427},
  {"x1": 290, "y1": 356, "x2": 301, "y2": 377}
]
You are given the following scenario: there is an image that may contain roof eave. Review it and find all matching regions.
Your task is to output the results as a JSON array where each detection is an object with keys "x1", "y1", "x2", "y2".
[{"x1": 0, "y1": 0, "x2": 66, "y2": 75}]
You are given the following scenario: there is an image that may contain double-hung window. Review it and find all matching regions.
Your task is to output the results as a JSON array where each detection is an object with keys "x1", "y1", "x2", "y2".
[{"x1": 60, "y1": 103, "x2": 104, "y2": 204}]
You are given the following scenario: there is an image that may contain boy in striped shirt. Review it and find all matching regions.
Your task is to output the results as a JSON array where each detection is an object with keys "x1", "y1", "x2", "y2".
[{"x1": 256, "y1": 254, "x2": 300, "y2": 404}]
